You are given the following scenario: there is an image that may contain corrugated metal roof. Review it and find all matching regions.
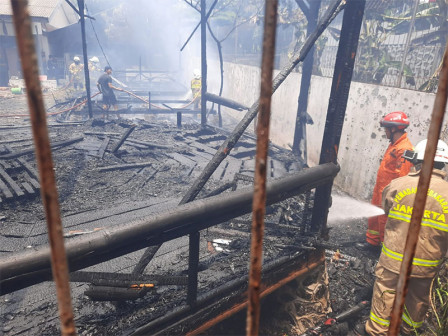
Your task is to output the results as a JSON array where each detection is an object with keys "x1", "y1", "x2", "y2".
[{"x1": 0, "y1": 0, "x2": 62, "y2": 18}]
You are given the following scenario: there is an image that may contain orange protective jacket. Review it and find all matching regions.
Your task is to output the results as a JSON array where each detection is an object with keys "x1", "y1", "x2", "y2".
[{"x1": 366, "y1": 133, "x2": 413, "y2": 245}]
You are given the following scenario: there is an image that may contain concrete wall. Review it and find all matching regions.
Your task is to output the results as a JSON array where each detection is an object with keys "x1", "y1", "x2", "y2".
[{"x1": 212, "y1": 62, "x2": 440, "y2": 201}]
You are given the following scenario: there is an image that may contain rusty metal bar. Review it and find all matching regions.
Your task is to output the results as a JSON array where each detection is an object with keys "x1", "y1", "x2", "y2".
[
  {"x1": 388, "y1": 41, "x2": 448, "y2": 336},
  {"x1": 247, "y1": 1, "x2": 278, "y2": 335},
  {"x1": 9, "y1": 1, "x2": 76, "y2": 335},
  {"x1": 180, "y1": 0, "x2": 343, "y2": 205}
]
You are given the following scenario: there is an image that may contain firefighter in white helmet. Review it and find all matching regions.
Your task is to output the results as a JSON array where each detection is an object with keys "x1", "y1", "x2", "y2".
[
  {"x1": 359, "y1": 139, "x2": 448, "y2": 335},
  {"x1": 69, "y1": 56, "x2": 84, "y2": 90},
  {"x1": 88, "y1": 56, "x2": 100, "y2": 72},
  {"x1": 88, "y1": 56, "x2": 101, "y2": 87}
]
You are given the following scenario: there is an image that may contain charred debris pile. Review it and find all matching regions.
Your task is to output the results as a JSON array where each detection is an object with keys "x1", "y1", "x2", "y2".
[{"x1": 0, "y1": 116, "x2": 375, "y2": 335}]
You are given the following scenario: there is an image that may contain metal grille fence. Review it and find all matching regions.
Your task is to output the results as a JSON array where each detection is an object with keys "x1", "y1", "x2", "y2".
[
  {"x1": 315, "y1": 0, "x2": 445, "y2": 92},
  {"x1": 223, "y1": 0, "x2": 445, "y2": 94}
]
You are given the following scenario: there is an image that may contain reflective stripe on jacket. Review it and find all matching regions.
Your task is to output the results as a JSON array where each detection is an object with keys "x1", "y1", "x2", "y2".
[
  {"x1": 378, "y1": 169, "x2": 448, "y2": 278},
  {"x1": 191, "y1": 78, "x2": 201, "y2": 90}
]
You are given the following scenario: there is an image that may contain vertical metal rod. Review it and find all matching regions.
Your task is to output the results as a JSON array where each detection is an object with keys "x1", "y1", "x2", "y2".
[
  {"x1": 388, "y1": 40, "x2": 448, "y2": 336},
  {"x1": 77, "y1": 0, "x2": 92, "y2": 119},
  {"x1": 397, "y1": 0, "x2": 419, "y2": 88},
  {"x1": 311, "y1": 0, "x2": 365, "y2": 233},
  {"x1": 187, "y1": 231, "x2": 200, "y2": 307},
  {"x1": 148, "y1": 91, "x2": 151, "y2": 110},
  {"x1": 200, "y1": 0, "x2": 207, "y2": 127},
  {"x1": 10, "y1": 1, "x2": 76, "y2": 335},
  {"x1": 246, "y1": 1, "x2": 278, "y2": 335}
]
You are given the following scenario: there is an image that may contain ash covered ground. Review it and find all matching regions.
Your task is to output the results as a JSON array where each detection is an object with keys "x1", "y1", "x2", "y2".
[{"x1": 0, "y1": 92, "x2": 443, "y2": 336}]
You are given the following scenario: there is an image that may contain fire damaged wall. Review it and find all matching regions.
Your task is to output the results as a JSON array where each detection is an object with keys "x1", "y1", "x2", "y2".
[{"x1": 215, "y1": 61, "x2": 439, "y2": 201}]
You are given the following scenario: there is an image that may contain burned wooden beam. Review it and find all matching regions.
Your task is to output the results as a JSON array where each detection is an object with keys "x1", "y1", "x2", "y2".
[
  {"x1": 204, "y1": 92, "x2": 248, "y2": 111},
  {"x1": 97, "y1": 136, "x2": 110, "y2": 159},
  {"x1": 84, "y1": 131, "x2": 121, "y2": 137},
  {"x1": 0, "y1": 137, "x2": 84, "y2": 159},
  {"x1": 84, "y1": 285, "x2": 150, "y2": 301},
  {"x1": 111, "y1": 124, "x2": 137, "y2": 153},
  {"x1": 126, "y1": 138, "x2": 175, "y2": 150},
  {"x1": 97, "y1": 161, "x2": 153, "y2": 172},
  {"x1": 70, "y1": 271, "x2": 188, "y2": 286},
  {"x1": 0, "y1": 163, "x2": 339, "y2": 294},
  {"x1": 105, "y1": 108, "x2": 205, "y2": 115},
  {"x1": 0, "y1": 167, "x2": 24, "y2": 197}
]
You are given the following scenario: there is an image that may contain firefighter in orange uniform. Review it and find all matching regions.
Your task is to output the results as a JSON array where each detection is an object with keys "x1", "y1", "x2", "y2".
[
  {"x1": 364, "y1": 111, "x2": 413, "y2": 248},
  {"x1": 361, "y1": 139, "x2": 448, "y2": 335}
]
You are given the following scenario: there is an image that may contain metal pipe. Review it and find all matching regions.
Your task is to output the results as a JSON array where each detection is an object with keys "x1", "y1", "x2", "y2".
[
  {"x1": 9, "y1": 1, "x2": 76, "y2": 335},
  {"x1": 247, "y1": 1, "x2": 278, "y2": 335},
  {"x1": 388, "y1": 40, "x2": 448, "y2": 336},
  {"x1": 180, "y1": 0, "x2": 343, "y2": 205},
  {"x1": 0, "y1": 163, "x2": 339, "y2": 294},
  {"x1": 204, "y1": 92, "x2": 248, "y2": 111}
]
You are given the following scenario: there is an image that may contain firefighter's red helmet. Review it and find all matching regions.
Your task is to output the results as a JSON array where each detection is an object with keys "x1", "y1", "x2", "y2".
[{"x1": 380, "y1": 111, "x2": 409, "y2": 130}]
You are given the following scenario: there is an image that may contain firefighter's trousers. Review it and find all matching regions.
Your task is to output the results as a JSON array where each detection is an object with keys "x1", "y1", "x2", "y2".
[{"x1": 365, "y1": 265, "x2": 431, "y2": 335}]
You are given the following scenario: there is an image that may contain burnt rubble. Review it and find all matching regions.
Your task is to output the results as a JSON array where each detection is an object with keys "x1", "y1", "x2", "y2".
[
  {"x1": 0, "y1": 91, "x2": 378, "y2": 335},
  {"x1": 0, "y1": 115, "x2": 345, "y2": 335}
]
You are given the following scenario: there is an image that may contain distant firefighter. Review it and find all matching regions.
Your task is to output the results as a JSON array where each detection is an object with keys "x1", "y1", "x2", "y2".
[
  {"x1": 88, "y1": 56, "x2": 102, "y2": 86},
  {"x1": 88, "y1": 56, "x2": 101, "y2": 73},
  {"x1": 97, "y1": 66, "x2": 123, "y2": 111},
  {"x1": 191, "y1": 69, "x2": 201, "y2": 109},
  {"x1": 69, "y1": 56, "x2": 84, "y2": 90}
]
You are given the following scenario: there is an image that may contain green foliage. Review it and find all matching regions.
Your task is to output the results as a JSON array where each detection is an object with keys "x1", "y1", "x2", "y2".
[{"x1": 430, "y1": 270, "x2": 448, "y2": 336}]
